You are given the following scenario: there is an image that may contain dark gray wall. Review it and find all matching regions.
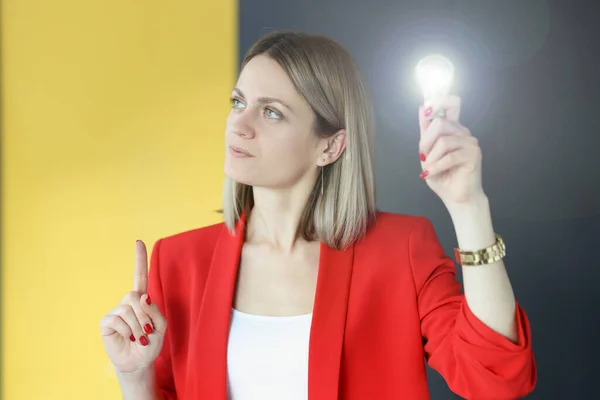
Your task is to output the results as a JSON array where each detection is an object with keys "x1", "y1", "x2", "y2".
[{"x1": 239, "y1": 1, "x2": 600, "y2": 398}]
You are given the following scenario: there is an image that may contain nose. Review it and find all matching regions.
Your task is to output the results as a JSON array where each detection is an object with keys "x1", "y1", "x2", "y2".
[
  {"x1": 229, "y1": 112, "x2": 256, "y2": 139},
  {"x1": 233, "y1": 127, "x2": 255, "y2": 139}
]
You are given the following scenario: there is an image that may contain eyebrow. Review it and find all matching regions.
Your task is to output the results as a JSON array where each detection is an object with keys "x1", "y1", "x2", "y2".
[{"x1": 232, "y1": 88, "x2": 295, "y2": 113}]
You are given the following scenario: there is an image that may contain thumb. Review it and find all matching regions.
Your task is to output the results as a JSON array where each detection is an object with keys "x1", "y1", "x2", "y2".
[{"x1": 140, "y1": 294, "x2": 168, "y2": 335}]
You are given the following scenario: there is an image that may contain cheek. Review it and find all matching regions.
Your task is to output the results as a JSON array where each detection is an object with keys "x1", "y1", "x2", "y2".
[
  {"x1": 265, "y1": 135, "x2": 315, "y2": 166},
  {"x1": 224, "y1": 113, "x2": 235, "y2": 133}
]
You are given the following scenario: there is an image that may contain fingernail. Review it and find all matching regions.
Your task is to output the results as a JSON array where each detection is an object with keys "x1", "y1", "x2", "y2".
[
  {"x1": 144, "y1": 324, "x2": 153, "y2": 334},
  {"x1": 129, "y1": 335, "x2": 136, "y2": 342},
  {"x1": 136, "y1": 240, "x2": 141, "y2": 243},
  {"x1": 419, "y1": 152, "x2": 426, "y2": 162},
  {"x1": 419, "y1": 170, "x2": 429, "y2": 180},
  {"x1": 139, "y1": 336, "x2": 149, "y2": 346},
  {"x1": 146, "y1": 295, "x2": 151, "y2": 305},
  {"x1": 424, "y1": 106, "x2": 433, "y2": 117}
]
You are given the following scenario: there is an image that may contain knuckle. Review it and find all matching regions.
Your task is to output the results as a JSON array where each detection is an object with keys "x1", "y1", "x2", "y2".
[
  {"x1": 99, "y1": 315, "x2": 110, "y2": 326},
  {"x1": 138, "y1": 313, "x2": 152, "y2": 326},
  {"x1": 133, "y1": 303, "x2": 150, "y2": 319},
  {"x1": 123, "y1": 291, "x2": 140, "y2": 304},
  {"x1": 467, "y1": 137, "x2": 480, "y2": 150},
  {"x1": 115, "y1": 304, "x2": 135, "y2": 318},
  {"x1": 101, "y1": 314, "x2": 119, "y2": 328},
  {"x1": 154, "y1": 313, "x2": 167, "y2": 328}
]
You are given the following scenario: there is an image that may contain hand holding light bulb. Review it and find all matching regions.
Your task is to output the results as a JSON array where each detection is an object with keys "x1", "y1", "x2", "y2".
[{"x1": 414, "y1": 54, "x2": 487, "y2": 210}]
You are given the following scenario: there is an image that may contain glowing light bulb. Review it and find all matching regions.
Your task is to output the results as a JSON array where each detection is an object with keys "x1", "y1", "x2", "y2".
[{"x1": 415, "y1": 54, "x2": 454, "y2": 107}]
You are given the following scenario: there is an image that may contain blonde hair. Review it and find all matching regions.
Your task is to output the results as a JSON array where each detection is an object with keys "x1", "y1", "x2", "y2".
[{"x1": 223, "y1": 31, "x2": 376, "y2": 250}]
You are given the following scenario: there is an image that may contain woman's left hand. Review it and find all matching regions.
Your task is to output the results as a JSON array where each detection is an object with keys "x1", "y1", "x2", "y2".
[{"x1": 418, "y1": 94, "x2": 486, "y2": 207}]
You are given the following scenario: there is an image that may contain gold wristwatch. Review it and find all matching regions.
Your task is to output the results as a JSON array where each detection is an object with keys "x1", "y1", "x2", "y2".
[{"x1": 453, "y1": 233, "x2": 506, "y2": 266}]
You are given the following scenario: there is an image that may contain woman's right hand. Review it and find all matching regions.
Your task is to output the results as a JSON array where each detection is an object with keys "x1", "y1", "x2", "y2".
[{"x1": 100, "y1": 240, "x2": 168, "y2": 374}]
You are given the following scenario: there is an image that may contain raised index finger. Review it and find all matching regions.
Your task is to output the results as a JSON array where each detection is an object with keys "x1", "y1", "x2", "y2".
[{"x1": 133, "y1": 240, "x2": 148, "y2": 293}]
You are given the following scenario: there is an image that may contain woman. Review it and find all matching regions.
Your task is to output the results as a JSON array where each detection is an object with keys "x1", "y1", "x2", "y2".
[{"x1": 100, "y1": 32, "x2": 536, "y2": 400}]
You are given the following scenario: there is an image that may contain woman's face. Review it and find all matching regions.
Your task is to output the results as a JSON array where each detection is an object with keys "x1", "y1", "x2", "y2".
[{"x1": 224, "y1": 55, "x2": 327, "y2": 190}]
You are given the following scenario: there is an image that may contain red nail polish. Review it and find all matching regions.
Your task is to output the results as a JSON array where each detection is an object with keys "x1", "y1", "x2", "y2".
[
  {"x1": 139, "y1": 336, "x2": 149, "y2": 346},
  {"x1": 129, "y1": 335, "x2": 135, "y2": 342},
  {"x1": 424, "y1": 107, "x2": 433, "y2": 117},
  {"x1": 419, "y1": 170, "x2": 429, "y2": 179},
  {"x1": 419, "y1": 152, "x2": 426, "y2": 162},
  {"x1": 144, "y1": 324, "x2": 153, "y2": 334},
  {"x1": 146, "y1": 295, "x2": 151, "y2": 305}
]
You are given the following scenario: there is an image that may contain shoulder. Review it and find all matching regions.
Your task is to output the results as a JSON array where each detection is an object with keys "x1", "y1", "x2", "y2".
[
  {"x1": 354, "y1": 212, "x2": 449, "y2": 293},
  {"x1": 367, "y1": 211, "x2": 435, "y2": 238},
  {"x1": 362, "y1": 212, "x2": 452, "y2": 290},
  {"x1": 361, "y1": 211, "x2": 443, "y2": 256},
  {"x1": 153, "y1": 221, "x2": 226, "y2": 262},
  {"x1": 148, "y1": 222, "x2": 229, "y2": 295}
]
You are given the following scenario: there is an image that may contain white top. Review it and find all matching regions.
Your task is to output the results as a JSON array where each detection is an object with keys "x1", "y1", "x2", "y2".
[{"x1": 226, "y1": 308, "x2": 313, "y2": 400}]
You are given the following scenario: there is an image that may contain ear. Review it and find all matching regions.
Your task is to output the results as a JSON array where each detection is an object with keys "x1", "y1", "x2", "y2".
[{"x1": 317, "y1": 129, "x2": 347, "y2": 167}]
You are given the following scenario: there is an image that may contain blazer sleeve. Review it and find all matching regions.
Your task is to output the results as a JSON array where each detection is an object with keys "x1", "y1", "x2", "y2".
[
  {"x1": 409, "y1": 217, "x2": 536, "y2": 399},
  {"x1": 148, "y1": 239, "x2": 178, "y2": 400}
]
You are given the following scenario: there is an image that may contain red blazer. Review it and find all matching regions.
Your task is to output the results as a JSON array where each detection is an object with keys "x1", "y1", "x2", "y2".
[{"x1": 147, "y1": 212, "x2": 536, "y2": 399}]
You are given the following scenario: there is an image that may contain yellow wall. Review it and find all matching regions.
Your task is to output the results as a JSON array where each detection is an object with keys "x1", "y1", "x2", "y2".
[{"x1": 1, "y1": 1, "x2": 236, "y2": 398}]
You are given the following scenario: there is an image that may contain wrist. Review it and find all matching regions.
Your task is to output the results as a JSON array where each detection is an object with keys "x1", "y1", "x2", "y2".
[
  {"x1": 116, "y1": 365, "x2": 158, "y2": 400},
  {"x1": 445, "y1": 192, "x2": 489, "y2": 217},
  {"x1": 116, "y1": 365, "x2": 155, "y2": 382},
  {"x1": 447, "y1": 194, "x2": 496, "y2": 251}
]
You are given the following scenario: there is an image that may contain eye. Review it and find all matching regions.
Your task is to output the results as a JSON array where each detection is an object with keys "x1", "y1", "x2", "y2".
[
  {"x1": 230, "y1": 97, "x2": 245, "y2": 109},
  {"x1": 264, "y1": 107, "x2": 282, "y2": 120}
]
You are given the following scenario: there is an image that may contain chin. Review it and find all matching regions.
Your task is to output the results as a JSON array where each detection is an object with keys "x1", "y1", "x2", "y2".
[{"x1": 224, "y1": 161, "x2": 258, "y2": 186}]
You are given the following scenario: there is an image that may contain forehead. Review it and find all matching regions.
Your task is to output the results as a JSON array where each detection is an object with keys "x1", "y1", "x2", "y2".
[{"x1": 237, "y1": 55, "x2": 297, "y2": 98}]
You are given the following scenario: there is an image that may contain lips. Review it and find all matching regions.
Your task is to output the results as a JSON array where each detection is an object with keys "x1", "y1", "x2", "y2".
[{"x1": 230, "y1": 145, "x2": 254, "y2": 157}]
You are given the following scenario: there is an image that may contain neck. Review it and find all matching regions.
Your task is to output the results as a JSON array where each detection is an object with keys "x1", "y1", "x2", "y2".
[{"x1": 246, "y1": 182, "x2": 315, "y2": 252}]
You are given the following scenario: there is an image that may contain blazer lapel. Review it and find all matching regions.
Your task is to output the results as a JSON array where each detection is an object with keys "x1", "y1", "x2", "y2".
[
  {"x1": 185, "y1": 215, "x2": 355, "y2": 400},
  {"x1": 186, "y1": 215, "x2": 246, "y2": 400},
  {"x1": 308, "y1": 242, "x2": 355, "y2": 400}
]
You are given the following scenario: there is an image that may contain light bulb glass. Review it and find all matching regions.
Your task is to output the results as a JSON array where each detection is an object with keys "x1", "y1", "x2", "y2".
[{"x1": 415, "y1": 54, "x2": 454, "y2": 104}]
